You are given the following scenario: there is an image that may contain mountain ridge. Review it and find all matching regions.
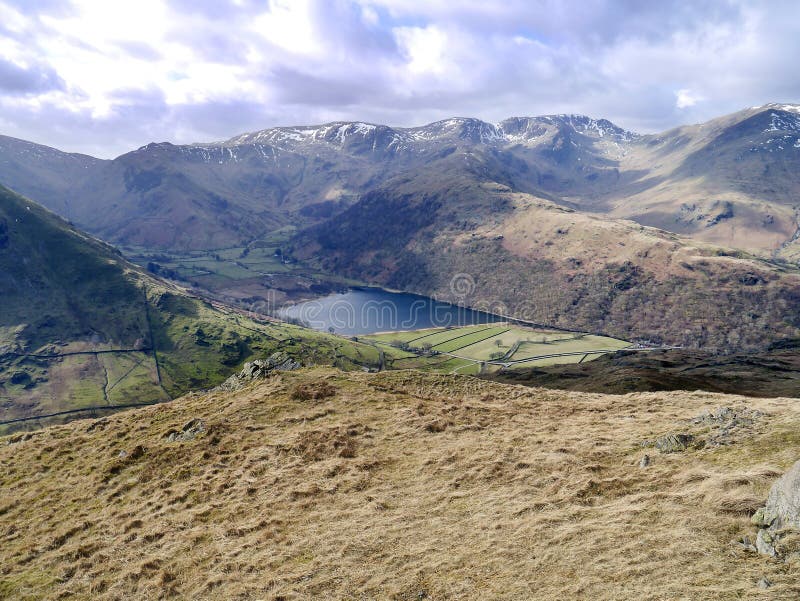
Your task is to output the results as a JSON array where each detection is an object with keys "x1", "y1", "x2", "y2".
[{"x1": 220, "y1": 113, "x2": 639, "y2": 150}]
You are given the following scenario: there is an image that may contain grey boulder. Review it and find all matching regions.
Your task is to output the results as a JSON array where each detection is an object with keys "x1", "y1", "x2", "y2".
[{"x1": 752, "y1": 459, "x2": 800, "y2": 558}]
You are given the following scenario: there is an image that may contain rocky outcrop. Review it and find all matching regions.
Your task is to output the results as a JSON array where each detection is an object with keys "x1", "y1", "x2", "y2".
[
  {"x1": 752, "y1": 459, "x2": 800, "y2": 558},
  {"x1": 691, "y1": 406, "x2": 764, "y2": 447},
  {"x1": 654, "y1": 433, "x2": 697, "y2": 453},
  {"x1": 164, "y1": 418, "x2": 206, "y2": 442},
  {"x1": 642, "y1": 406, "x2": 764, "y2": 454},
  {"x1": 215, "y1": 352, "x2": 301, "y2": 391}
]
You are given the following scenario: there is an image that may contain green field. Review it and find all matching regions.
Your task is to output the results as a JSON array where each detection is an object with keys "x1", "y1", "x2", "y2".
[
  {"x1": 361, "y1": 324, "x2": 630, "y2": 375},
  {"x1": 429, "y1": 326, "x2": 510, "y2": 353},
  {"x1": 508, "y1": 335, "x2": 631, "y2": 361},
  {"x1": 367, "y1": 325, "x2": 488, "y2": 346},
  {"x1": 124, "y1": 243, "x2": 290, "y2": 287},
  {"x1": 505, "y1": 354, "x2": 600, "y2": 369},
  {"x1": 121, "y1": 226, "x2": 363, "y2": 293},
  {"x1": 455, "y1": 329, "x2": 568, "y2": 360}
]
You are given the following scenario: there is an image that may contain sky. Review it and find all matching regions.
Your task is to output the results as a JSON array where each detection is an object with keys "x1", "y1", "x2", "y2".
[{"x1": 1, "y1": 0, "x2": 799, "y2": 158}]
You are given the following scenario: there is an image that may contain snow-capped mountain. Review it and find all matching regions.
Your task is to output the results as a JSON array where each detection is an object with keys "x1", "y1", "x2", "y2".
[
  {"x1": 2, "y1": 105, "x2": 800, "y2": 255},
  {"x1": 221, "y1": 114, "x2": 638, "y2": 156}
]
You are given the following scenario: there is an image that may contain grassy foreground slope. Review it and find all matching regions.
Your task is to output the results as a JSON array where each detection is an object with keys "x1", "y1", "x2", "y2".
[
  {"x1": 1, "y1": 368, "x2": 799, "y2": 599},
  {"x1": 0, "y1": 185, "x2": 381, "y2": 429}
]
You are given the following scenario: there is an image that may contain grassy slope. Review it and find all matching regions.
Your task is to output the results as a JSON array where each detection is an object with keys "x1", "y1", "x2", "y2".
[
  {"x1": 604, "y1": 107, "x2": 800, "y2": 253},
  {"x1": 1, "y1": 368, "x2": 799, "y2": 599},
  {"x1": 0, "y1": 185, "x2": 148, "y2": 353},
  {"x1": 0, "y1": 186, "x2": 382, "y2": 428}
]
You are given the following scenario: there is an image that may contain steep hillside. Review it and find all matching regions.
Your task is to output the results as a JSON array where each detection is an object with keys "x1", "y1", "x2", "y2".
[
  {"x1": 0, "y1": 186, "x2": 383, "y2": 429},
  {"x1": 1, "y1": 368, "x2": 799, "y2": 599},
  {"x1": 601, "y1": 105, "x2": 800, "y2": 253},
  {"x1": 292, "y1": 165, "x2": 800, "y2": 351},
  {"x1": 0, "y1": 123, "x2": 431, "y2": 251},
  {"x1": 0, "y1": 135, "x2": 104, "y2": 220}
]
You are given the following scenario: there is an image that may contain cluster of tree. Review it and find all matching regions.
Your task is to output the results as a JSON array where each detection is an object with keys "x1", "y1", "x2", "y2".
[
  {"x1": 389, "y1": 339, "x2": 439, "y2": 356},
  {"x1": 146, "y1": 262, "x2": 183, "y2": 281}
]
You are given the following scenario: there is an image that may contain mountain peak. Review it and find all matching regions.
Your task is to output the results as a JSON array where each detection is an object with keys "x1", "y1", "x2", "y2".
[
  {"x1": 752, "y1": 102, "x2": 800, "y2": 114},
  {"x1": 221, "y1": 113, "x2": 639, "y2": 152},
  {"x1": 540, "y1": 114, "x2": 639, "y2": 141},
  {"x1": 498, "y1": 114, "x2": 638, "y2": 144},
  {"x1": 408, "y1": 117, "x2": 502, "y2": 143},
  {"x1": 225, "y1": 121, "x2": 395, "y2": 148}
]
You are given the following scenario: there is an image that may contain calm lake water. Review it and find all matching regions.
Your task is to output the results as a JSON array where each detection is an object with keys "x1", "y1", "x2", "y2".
[{"x1": 278, "y1": 288, "x2": 505, "y2": 335}]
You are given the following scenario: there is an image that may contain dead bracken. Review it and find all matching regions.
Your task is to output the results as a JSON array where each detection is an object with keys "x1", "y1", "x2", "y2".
[{"x1": 2, "y1": 368, "x2": 800, "y2": 600}]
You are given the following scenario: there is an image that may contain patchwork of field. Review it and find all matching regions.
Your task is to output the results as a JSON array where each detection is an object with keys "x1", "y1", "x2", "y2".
[
  {"x1": 122, "y1": 227, "x2": 359, "y2": 302},
  {"x1": 362, "y1": 324, "x2": 631, "y2": 374}
]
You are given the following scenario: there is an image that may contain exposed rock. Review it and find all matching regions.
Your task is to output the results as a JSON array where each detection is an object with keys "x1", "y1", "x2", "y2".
[
  {"x1": 691, "y1": 406, "x2": 764, "y2": 447},
  {"x1": 764, "y1": 459, "x2": 800, "y2": 531},
  {"x1": 756, "y1": 528, "x2": 778, "y2": 557},
  {"x1": 164, "y1": 418, "x2": 206, "y2": 442},
  {"x1": 757, "y1": 577, "x2": 773, "y2": 589},
  {"x1": 215, "y1": 352, "x2": 302, "y2": 391},
  {"x1": 639, "y1": 454, "x2": 651, "y2": 468},
  {"x1": 118, "y1": 445, "x2": 145, "y2": 460},
  {"x1": 706, "y1": 200, "x2": 734, "y2": 227},
  {"x1": 734, "y1": 535, "x2": 757, "y2": 553},
  {"x1": 752, "y1": 459, "x2": 800, "y2": 558},
  {"x1": 653, "y1": 433, "x2": 696, "y2": 453},
  {"x1": 751, "y1": 507, "x2": 774, "y2": 528}
]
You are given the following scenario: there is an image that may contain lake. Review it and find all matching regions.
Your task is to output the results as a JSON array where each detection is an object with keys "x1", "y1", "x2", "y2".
[{"x1": 278, "y1": 288, "x2": 505, "y2": 335}]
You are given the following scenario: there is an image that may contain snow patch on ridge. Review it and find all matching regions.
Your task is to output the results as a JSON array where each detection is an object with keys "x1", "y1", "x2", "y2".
[
  {"x1": 764, "y1": 111, "x2": 800, "y2": 133},
  {"x1": 211, "y1": 114, "x2": 640, "y2": 155},
  {"x1": 498, "y1": 115, "x2": 638, "y2": 144}
]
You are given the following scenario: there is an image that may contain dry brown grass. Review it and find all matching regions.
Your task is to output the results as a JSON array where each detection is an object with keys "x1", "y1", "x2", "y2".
[{"x1": 2, "y1": 368, "x2": 800, "y2": 600}]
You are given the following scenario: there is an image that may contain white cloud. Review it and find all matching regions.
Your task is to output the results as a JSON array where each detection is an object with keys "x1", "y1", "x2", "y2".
[
  {"x1": 1, "y1": 0, "x2": 800, "y2": 157},
  {"x1": 251, "y1": 0, "x2": 321, "y2": 57},
  {"x1": 394, "y1": 25, "x2": 448, "y2": 75},
  {"x1": 675, "y1": 88, "x2": 702, "y2": 109}
]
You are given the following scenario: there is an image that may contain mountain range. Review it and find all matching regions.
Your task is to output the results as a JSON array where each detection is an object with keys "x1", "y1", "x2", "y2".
[
  {"x1": 3, "y1": 104, "x2": 800, "y2": 350},
  {"x1": 3, "y1": 104, "x2": 800, "y2": 254}
]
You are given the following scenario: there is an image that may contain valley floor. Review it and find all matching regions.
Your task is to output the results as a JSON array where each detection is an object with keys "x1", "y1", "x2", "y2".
[
  {"x1": 1, "y1": 368, "x2": 799, "y2": 599},
  {"x1": 362, "y1": 323, "x2": 631, "y2": 375}
]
